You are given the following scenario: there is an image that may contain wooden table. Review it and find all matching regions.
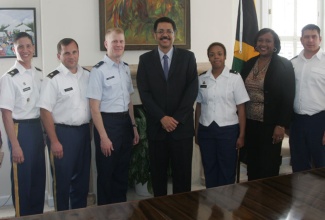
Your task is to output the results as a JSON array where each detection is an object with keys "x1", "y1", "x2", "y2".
[{"x1": 6, "y1": 168, "x2": 325, "y2": 220}]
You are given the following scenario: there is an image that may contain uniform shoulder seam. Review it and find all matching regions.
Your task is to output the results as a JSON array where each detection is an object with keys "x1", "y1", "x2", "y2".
[
  {"x1": 35, "y1": 67, "x2": 42, "y2": 71},
  {"x1": 290, "y1": 55, "x2": 298, "y2": 61},
  {"x1": 82, "y1": 67, "x2": 90, "y2": 72}
]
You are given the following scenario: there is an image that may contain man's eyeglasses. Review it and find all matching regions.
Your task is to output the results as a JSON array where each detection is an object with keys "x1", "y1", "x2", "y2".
[{"x1": 155, "y1": 29, "x2": 174, "y2": 35}]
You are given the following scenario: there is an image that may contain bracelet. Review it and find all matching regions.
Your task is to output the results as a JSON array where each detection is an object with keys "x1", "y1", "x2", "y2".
[
  {"x1": 277, "y1": 125, "x2": 285, "y2": 130},
  {"x1": 132, "y1": 124, "x2": 137, "y2": 128}
]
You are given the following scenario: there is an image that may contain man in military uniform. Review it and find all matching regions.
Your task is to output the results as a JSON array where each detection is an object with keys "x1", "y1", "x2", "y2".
[
  {"x1": 37, "y1": 38, "x2": 91, "y2": 211},
  {"x1": 86, "y1": 28, "x2": 139, "y2": 205},
  {"x1": 0, "y1": 32, "x2": 45, "y2": 217}
]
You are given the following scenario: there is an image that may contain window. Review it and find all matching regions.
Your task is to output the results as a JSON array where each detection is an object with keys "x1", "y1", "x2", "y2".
[{"x1": 262, "y1": 0, "x2": 323, "y2": 59}]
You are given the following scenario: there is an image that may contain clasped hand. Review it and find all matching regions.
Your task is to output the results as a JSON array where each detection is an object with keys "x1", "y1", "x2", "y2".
[{"x1": 161, "y1": 116, "x2": 178, "y2": 132}]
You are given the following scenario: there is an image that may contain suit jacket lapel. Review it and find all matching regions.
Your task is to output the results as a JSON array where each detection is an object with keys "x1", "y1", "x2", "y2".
[
  {"x1": 168, "y1": 46, "x2": 177, "y2": 79},
  {"x1": 153, "y1": 48, "x2": 166, "y2": 81}
]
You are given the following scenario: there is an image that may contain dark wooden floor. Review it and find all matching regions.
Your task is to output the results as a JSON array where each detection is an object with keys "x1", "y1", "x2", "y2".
[{"x1": 6, "y1": 168, "x2": 325, "y2": 220}]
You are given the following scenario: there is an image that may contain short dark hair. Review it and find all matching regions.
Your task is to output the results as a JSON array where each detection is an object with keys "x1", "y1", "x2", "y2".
[
  {"x1": 13, "y1": 32, "x2": 33, "y2": 45},
  {"x1": 207, "y1": 42, "x2": 227, "y2": 57},
  {"x1": 153, "y1": 17, "x2": 177, "y2": 32},
  {"x1": 254, "y1": 28, "x2": 281, "y2": 54},
  {"x1": 301, "y1": 24, "x2": 321, "y2": 36},
  {"x1": 57, "y1": 38, "x2": 79, "y2": 54}
]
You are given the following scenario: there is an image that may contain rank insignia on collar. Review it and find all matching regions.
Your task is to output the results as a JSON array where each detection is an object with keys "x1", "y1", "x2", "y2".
[
  {"x1": 7, "y1": 68, "x2": 19, "y2": 77},
  {"x1": 47, "y1": 70, "x2": 60, "y2": 79},
  {"x1": 94, "y1": 61, "x2": 104, "y2": 68},
  {"x1": 230, "y1": 69, "x2": 238, "y2": 74}
]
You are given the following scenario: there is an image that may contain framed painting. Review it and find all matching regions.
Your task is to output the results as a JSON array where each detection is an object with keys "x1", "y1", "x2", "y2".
[
  {"x1": 99, "y1": 0, "x2": 190, "y2": 50},
  {"x1": 0, "y1": 8, "x2": 37, "y2": 58}
]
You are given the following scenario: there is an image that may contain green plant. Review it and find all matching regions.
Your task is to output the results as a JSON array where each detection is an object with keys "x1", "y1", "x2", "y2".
[{"x1": 128, "y1": 106, "x2": 152, "y2": 193}]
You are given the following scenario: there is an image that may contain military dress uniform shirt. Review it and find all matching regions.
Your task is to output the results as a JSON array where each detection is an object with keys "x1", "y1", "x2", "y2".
[
  {"x1": 292, "y1": 48, "x2": 325, "y2": 116},
  {"x1": 196, "y1": 66, "x2": 250, "y2": 127},
  {"x1": 86, "y1": 55, "x2": 134, "y2": 112},
  {"x1": 0, "y1": 61, "x2": 42, "y2": 119},
  {"x1": 37, "y1": 63, "x2": 91, "y2": 126}
]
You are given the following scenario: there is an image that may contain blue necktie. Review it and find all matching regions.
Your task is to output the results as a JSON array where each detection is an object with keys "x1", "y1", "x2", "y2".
[{"x1": 163, "y1": 55, "x2": 169, "y2": 79}]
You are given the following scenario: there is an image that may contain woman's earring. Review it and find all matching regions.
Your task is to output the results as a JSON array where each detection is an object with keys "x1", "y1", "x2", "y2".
[{"x1": 273, "y1": 47, "x2": 277, "y2": 52}]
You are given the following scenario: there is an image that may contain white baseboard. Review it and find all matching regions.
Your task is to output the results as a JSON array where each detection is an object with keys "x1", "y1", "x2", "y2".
[
  {"x1": 282, "y1": 156, "x2": 291, "y2": 165},
  {"x1": 0, "y1": 191, "x2": 54, "y2": 207},
  {"x1": 0, "y1": 195, "x2": 13, "y2": 206},
  {"x1": 47, "y1": 195, "x2": 54, "y2": 207}
]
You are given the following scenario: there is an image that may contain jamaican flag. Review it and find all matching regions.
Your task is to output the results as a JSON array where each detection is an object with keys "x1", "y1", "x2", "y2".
[{"x1": 232, "y1": 0, "x2": 259, "y2": 72}]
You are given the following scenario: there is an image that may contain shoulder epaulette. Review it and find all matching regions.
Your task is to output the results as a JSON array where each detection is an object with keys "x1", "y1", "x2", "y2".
[
  {"x1": 47, "y1": 70, "x2": 60, "y2": 79},
  {"x1": 82, "y1": 67, "x2": 90, "y2": 72},
  {"x1": 290, "y1": 55, "x2": 298, "y2": 61},
  {"x1": 230, "y1": 69, "x2": 238, "y2": 74},
  {"x1": 35, "y1": 67, "x2": 42, "y2": 71},
  {"x1": 199, "y1": 71, "x2": 207, "y2": 76},
  {"x1": 7, "y1": 68, "x2": 19, "y2": 77},
  {"x1": 93, "y1": 61, "x2": 104, "y2": 68},
  {"x1": 123, "y1": 62, "x2": 129, "y2": 66}
]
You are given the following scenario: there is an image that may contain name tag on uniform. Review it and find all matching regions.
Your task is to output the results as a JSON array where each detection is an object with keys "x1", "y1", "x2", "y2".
[
  {"x1": 64, "y1": 87, "x2": 73, "y2": 92},
  {"x1": 200, "y1": 85, "x2": 207, "y2": 88},
  {"x1": 106, "y1": 76, "x2": 115, "y2": 80},
  {"x1": 23, "y1": 87, "x2": 31, "y2": 92}
]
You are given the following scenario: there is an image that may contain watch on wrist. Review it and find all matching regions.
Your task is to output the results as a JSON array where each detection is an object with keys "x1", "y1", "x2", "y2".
[{"x1": 132, "y1": 124, "x2": 137, "y2": 128}]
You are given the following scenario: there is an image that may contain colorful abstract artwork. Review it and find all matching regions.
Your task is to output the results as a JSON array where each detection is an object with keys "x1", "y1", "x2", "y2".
[{"x1": 99, "y1": 0, "x2": 190, "y2": 50}]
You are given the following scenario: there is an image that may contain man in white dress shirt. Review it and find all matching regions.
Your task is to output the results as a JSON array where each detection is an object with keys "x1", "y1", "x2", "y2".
[
  {"x1": 38, "y1": 38, "x2": 91, "y2": 211},
  {"x1": 0, "y1": 32, "x2": 45, "y2": 217},
  {"x1": 290, "y1": 24, "x2": 325, "y2": 172}
]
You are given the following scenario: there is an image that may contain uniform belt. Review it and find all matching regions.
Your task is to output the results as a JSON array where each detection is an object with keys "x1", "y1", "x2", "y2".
[
  {"x1": 13, "y1": 118, "x2": 40, "y2": 123},
  {"x1": 55, "y1": 123, "x2": 89, "y2": 128},
  {"x1": 295, "y1": 111, "x2": 325, "y2": 117},
  {"x1": 101, "y1": 111, "x2": 129, "y2": 118}
]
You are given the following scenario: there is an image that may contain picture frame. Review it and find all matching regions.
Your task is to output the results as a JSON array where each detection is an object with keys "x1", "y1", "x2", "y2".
[
  {"x1": 99, "y1": 0, "x2": 190, "y2": 51},
  {"x1": 0, "y1": 8, "x2": 37, "y2": 58}
]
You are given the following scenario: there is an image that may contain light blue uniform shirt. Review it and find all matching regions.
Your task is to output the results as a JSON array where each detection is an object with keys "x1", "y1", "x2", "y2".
[{"x1": 86, "y1": 55, "x2": 134, "y2": 112}]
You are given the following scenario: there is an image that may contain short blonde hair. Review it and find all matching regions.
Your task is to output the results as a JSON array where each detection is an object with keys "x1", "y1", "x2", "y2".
[{"x1": 105, "y1": 27, "x2": 124, "y2": 37}]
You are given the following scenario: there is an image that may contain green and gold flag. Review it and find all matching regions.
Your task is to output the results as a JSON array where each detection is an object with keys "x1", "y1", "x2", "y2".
[{"x1": 232, "y1": 0, "x2": 259, "y2": 72}]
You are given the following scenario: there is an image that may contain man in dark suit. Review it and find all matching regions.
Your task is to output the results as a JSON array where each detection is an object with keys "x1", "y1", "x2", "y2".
[{"x1": 136, "y1": 17, "x2": 198, "y2": 197}]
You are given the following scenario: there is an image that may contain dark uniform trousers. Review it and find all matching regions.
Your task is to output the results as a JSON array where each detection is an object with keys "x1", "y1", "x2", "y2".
[
  {"x1": 47, "y1": 123, "x2": 91, "y2": 211},
  {"x1": 290, "y1": 111, "x2": 325, "y2": 172},
  {"x1": 10, "y1": 118, "x2": 45, "y2": 217},
  {"x1": 198, "y1": 122, "x2": 239, "y2": 188},
  {"x1": 245, "y1": 119, "x2": 282, "y2": 181},
  {"x1": 94, "y1": 112, "x2": 133, "y2": 205}
]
